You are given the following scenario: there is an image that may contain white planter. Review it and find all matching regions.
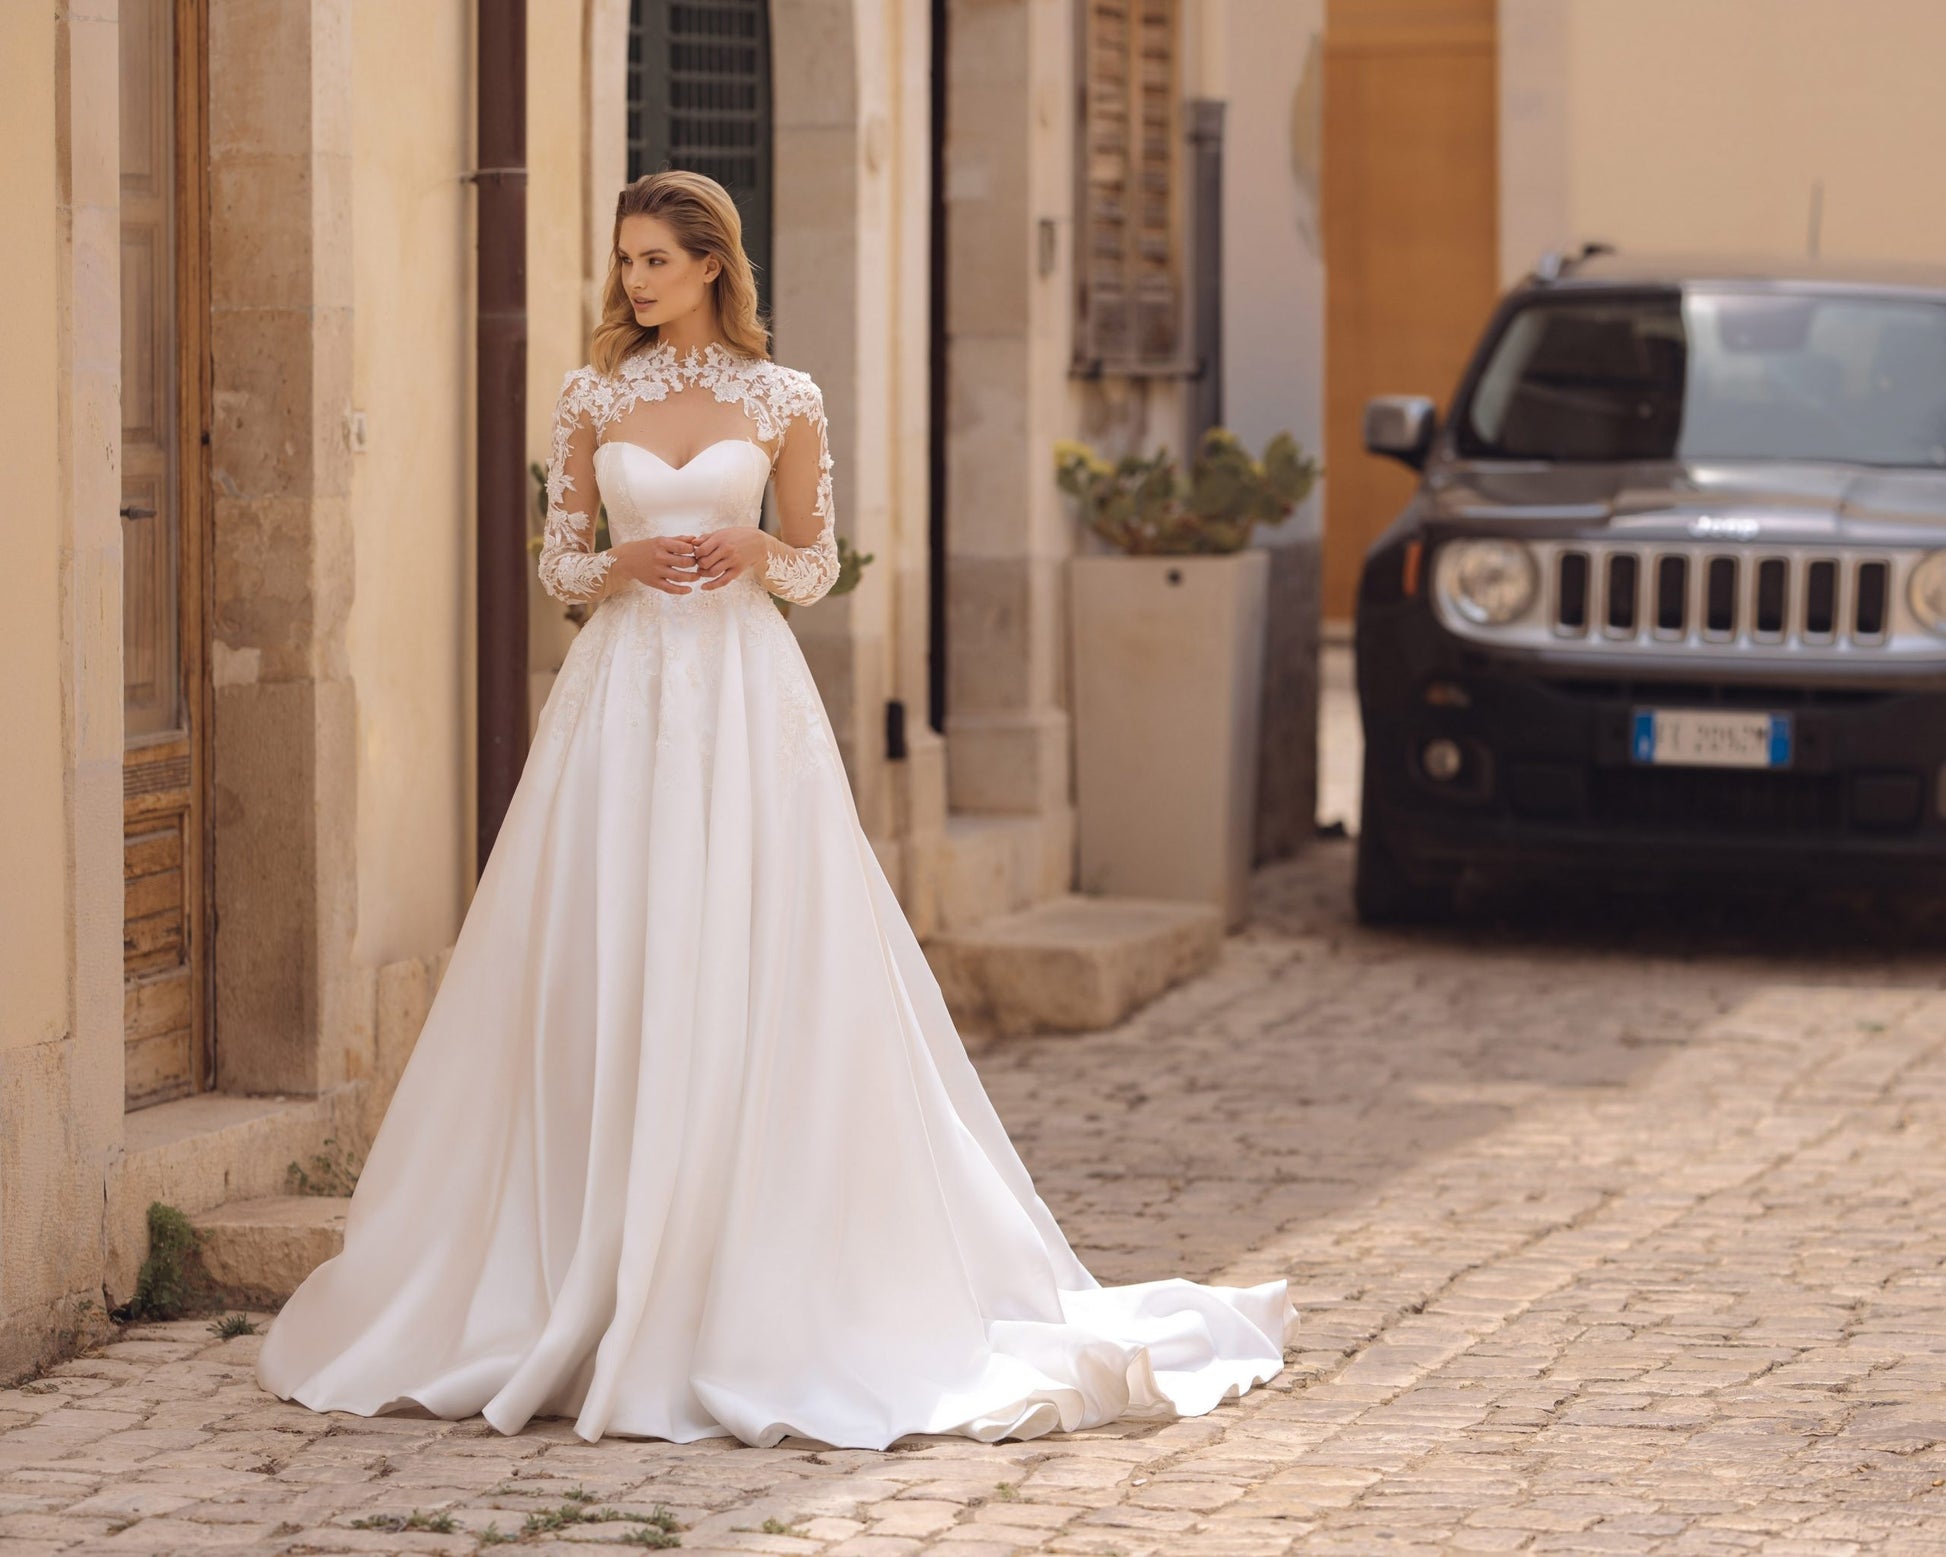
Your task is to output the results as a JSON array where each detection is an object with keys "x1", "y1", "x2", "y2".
[{"x1": 1067, "y1": 549, "x2": 1270, "y2": 930}]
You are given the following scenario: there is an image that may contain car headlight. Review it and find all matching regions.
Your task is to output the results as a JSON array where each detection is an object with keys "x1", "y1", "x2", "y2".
[
  {"x1": 1909, "y1": 550, "x2": 1946, "y2": 635},
  {"x1": 1436, "y1": 539, "x2": 1538, "y2": 626}
]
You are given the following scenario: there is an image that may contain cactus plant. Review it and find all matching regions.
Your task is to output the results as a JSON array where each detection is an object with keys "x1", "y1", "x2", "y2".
[{"x1": 1053, "y1": 426, "x2": 1320, "y2": 555}]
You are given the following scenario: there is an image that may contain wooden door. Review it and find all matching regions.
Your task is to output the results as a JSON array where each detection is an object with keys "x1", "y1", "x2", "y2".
[
  {"x1": 1322, "y1": 0, "x2": 1499, "y2": 621},
  {"x1": 120, "y1": 0, "x2": 212, "y2": 1110}
]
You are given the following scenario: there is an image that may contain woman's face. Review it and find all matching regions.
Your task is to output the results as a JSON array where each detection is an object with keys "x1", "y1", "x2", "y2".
[{"x1": 616, "y1": 212, "x2": 720, "y2": 331}]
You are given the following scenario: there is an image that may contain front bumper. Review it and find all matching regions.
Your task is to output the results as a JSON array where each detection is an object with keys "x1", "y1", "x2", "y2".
[{"x1": 1356, "y1": 597, "x2": 1946, "y2": 888}]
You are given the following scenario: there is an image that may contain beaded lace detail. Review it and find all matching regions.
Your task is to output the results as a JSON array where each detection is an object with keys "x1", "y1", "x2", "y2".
[{"x1": 538, "y1": 340, "x2": 840, "y2": 607}]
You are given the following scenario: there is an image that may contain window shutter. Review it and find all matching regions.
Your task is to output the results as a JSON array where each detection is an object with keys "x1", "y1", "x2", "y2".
[
  {"x1": 628, "y1": 0, "x2": 774, "y2": 316},
  {"x1": 1077, "y1": 0, "x2": 1182, "y2": 372}
]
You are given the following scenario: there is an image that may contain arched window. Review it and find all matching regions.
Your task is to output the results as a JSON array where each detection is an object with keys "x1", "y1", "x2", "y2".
[{"x1": 628, "y1": 0, "x2": 775, "y2": 319}]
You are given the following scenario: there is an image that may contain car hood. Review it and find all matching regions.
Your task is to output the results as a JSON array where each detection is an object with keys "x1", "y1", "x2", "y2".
[{"x1": 1424, "y1": 460, "x2": 1946, "y2": 540}]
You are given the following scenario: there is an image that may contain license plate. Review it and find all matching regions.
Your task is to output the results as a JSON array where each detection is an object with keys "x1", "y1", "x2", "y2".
[{"x1": 1631, "y1": 708, "x2": 1793, "y2": 769}]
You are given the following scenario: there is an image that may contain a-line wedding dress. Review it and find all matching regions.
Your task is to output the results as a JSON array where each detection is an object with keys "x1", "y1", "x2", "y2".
[{"x1": 254, "y1": 338, "x2": 1297, "y2": 1448}]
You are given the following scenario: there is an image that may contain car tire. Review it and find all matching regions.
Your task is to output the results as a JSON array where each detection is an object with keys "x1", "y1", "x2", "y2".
[{"x1": 1353, "y1": 773, "x2": 1454, "y2": 926}]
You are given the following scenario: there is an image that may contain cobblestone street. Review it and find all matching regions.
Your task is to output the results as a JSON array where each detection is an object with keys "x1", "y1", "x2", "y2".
[{"x1": 7, "y1": 846, "x2": 1946, "y2": 1555}]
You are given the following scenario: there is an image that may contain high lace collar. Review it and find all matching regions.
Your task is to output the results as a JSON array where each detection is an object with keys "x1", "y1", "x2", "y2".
[{"x1": 617, "y1": 337, "x2": 743, "y2": 381}]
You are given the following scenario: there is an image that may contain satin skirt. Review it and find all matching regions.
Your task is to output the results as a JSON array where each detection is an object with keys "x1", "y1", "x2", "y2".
[{"x1": 255, "y1": 579, "x2": 1296, "y2": 1448}]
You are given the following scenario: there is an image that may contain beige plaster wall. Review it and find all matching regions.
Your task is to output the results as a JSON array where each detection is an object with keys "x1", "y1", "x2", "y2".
[
  {"x1": 1501, "y1": 0, "x2": 1946, "y2": 283},
  {"x1": 0, "y1": 3, "x2": 70, "y2": 1059},
  {"x1": 1, "y1": 0, "x2": 126, "y2": 1379},
  {"x1": 0, "y1": 0, "x2": 86, "y2": 1378},
  {"x1": 1216, "y1": 0, "x2": 1324, "y2": 544},
  {"x1": 527, "y1": 0, "x2": 593, "y2": 690},
  {"x1": 347, "y1": 0, "x2": 591, "y2": 962},
  {"x1": 346, "y1": 0, "x2": 474, "y2": 968}
]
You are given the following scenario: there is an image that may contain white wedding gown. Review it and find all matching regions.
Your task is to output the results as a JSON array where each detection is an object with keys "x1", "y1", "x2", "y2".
[{"x1": 255, "y1": 339, "x2": 1296, "y2": 1448}]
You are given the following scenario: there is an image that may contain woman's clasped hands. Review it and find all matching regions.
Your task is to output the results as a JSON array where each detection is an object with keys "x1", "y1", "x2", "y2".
[{"x1": 606, "y1": 527, "x2": 772, "y2": 596}]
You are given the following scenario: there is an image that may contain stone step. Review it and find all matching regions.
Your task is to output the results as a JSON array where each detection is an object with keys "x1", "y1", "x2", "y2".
[
  {"x1": 925, "y1": 893, "x2": 1223, "y2": 1037},
  {"x1": 108, "y1": 1092, "x2": 357, "y2": 1307},
  {"x1": 934, "y1": 812, "x2": 1053, "y2": 933},
  {"x1": 191, "y1": 1195, "x2": 348, "y2": 1306}
]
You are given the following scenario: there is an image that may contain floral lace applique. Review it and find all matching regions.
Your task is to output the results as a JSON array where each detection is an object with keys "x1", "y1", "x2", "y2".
[
  {"x1": 743, "y1": 604, "x2": 837, "y2": 785},
  {"x1": 535, "y1": 503, "x2": 615, "y2": 606},
  {"x1": 775, "y1": 657, "x2": 836, "y2": 784},
  {"x1": 538, "y1": 341, "x2": 839, "y2": 608}
]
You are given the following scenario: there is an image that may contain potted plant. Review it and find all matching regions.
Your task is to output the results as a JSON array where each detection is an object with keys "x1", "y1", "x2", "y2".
[{"x1": 1054, "y1": 427, "x2": 1319, "y2": 929}]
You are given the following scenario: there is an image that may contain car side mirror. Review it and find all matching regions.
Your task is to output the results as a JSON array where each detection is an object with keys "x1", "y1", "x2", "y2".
[{"x1": 1364, "y1": 395, "x2": 1437, "y2": 470}]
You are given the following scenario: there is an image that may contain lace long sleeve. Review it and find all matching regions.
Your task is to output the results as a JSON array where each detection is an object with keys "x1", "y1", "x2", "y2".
[
  {"x1": 538, "y1": 370, "x2": 617, "y2": 605},
  {"x1": 760, "y1": 380, "x2": 839, "y2": 606}
]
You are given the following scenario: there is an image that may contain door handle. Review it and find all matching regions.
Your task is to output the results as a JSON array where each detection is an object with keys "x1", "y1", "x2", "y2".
[{"x1": 120, "y1": 503, "x2": 156, "y2": 519}]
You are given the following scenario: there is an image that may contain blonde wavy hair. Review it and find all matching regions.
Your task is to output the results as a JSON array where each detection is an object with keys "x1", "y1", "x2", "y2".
[{"x1": 590, "y1": 170, "x2": 771, "y2": 377}]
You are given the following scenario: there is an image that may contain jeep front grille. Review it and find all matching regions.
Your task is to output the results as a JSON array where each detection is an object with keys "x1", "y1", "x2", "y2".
[
  {"x1": 1555, "y1": 546, "x2": 1887, "y2": 644},
  {"x1": 1431, "y1": 540, "x2": 1938, "y2": 663}
]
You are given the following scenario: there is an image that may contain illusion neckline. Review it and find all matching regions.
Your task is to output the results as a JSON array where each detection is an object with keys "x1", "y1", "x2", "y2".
[
  {"x1": 594, "y1": 436, "x2": 770, "y2": 475},
  {"x1": 617, "y1": 338, "x2": 745, "y2": 379}
]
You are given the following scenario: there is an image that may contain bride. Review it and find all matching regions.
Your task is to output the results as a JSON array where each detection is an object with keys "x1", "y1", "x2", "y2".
[{"x1": 255, "y1": 169, "x2": 1296, "y2": 1449}]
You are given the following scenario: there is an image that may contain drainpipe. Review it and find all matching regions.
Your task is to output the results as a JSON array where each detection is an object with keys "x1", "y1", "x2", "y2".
[
  {"x1": 928, "y1": 0, "x2": 949, "y2": 735},
  {"x1": 472, "y1": 0, "x2": 528, "y2": 874},
  {"x1": 1186, "y1": 97, "x2": 1225, "y2": 447}
]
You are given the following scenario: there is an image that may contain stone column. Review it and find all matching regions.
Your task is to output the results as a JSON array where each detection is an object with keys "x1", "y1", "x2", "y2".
[
  {"x1": 943, "y1": 0, "x2": 1073, "y2": 829},
  {"x1": 771, "y1": 0, "x2": 893, "y2": 841},
  {"x1": 207, "y1": 0, "x2": 360, "y2": 1094}
]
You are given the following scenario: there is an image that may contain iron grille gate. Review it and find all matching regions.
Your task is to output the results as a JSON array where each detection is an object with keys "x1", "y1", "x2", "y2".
[{"x1": 627, "y1": 0, "x2": 774, "y2": 318}]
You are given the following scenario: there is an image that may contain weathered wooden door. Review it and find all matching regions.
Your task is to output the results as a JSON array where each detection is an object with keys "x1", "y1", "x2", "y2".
[
  {"x1": 1322, "y1": 0, "x2": 1500, "y2": 621},
  {"x1": 120, "y1": 0, "x2": 212, "y2": 1110}
]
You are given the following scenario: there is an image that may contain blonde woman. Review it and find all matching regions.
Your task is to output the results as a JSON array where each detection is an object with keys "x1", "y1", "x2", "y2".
[{"x1": 256, "y1": 170, "x2": 1295, "y2": 1449}]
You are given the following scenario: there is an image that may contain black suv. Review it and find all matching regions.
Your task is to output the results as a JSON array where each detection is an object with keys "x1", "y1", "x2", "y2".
[{"x1": 1353, "y1": 250, "x2": 1946, "y2": 921}]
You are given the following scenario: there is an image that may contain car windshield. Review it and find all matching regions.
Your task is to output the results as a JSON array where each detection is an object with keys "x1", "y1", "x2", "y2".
[{"x1": 1457, "y1": 287, "x2": 1946, "y2": 467}]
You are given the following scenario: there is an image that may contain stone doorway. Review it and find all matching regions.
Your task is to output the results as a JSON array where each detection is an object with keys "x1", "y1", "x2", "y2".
[{"x1": 119, "y1": 0, "x2": 214, "y2": 1110}]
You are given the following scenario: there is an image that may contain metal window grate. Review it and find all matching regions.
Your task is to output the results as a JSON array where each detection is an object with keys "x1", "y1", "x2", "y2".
[{"x1": 628, "y1": 0, "x2": 773, "y2": 314}]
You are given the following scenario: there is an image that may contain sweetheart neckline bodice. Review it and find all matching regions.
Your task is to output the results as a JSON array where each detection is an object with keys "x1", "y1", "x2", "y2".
[{"x1": 594, "y1": 437, "x2": 772, "y2": 476}]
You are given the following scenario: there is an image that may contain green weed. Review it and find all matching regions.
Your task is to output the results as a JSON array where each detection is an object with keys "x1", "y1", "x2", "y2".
[
  {"x1": 131, "y1": 1203, "x2": 208, "y2": 1319},
  {"x1": 348, "y1": 1509, "x2": 456, "y2": 1533},
  {"x1": 286, "y1": 1135, "x2": 363, "y2": 1196}
]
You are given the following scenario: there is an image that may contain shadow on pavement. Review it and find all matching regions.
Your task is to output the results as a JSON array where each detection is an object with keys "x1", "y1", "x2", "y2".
[{"x1": 974, "y1": 838, "x2": 1946, "y2": 1289}]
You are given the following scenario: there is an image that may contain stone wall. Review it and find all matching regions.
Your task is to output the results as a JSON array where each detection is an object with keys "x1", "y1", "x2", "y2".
[
  {"x1": 206, "y1": 0, "x2": 361, "y2": 1095},
  {"x1": 1500, "y1": 0, "x2": 1946, "y2": 279}
]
